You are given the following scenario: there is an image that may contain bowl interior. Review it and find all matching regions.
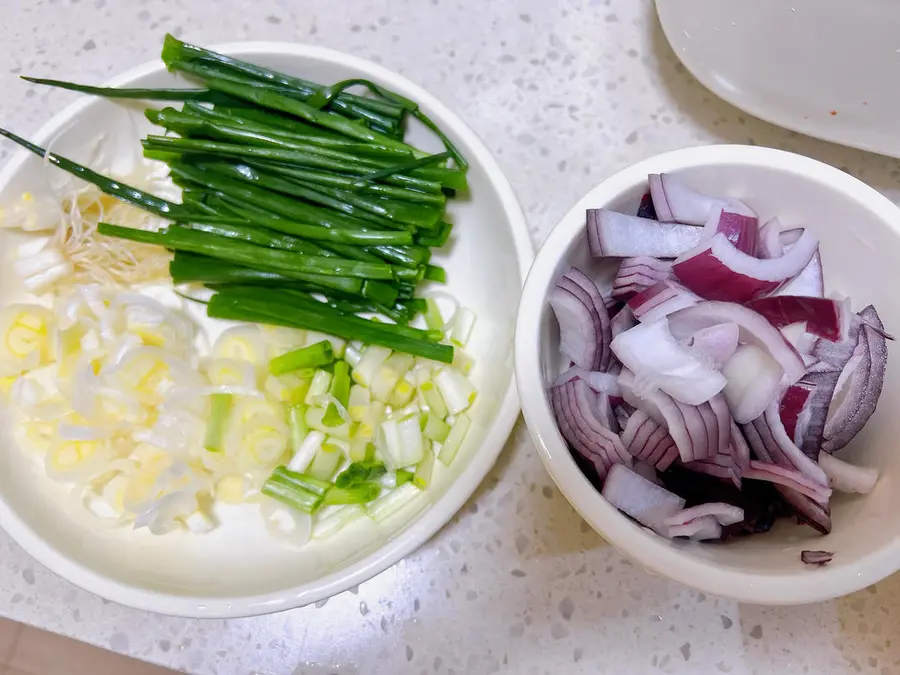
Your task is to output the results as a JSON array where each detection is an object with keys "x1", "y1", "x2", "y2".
[
  {"x1": 520, "y1": 145, "x2": 900, "y2": 602},
  {"x1": 0, "y1": 44, "x2": 530, "y2": 616}
]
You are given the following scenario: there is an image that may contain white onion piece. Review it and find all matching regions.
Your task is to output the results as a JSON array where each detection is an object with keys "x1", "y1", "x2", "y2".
[
  {"x1": 665, "y1": 503, "x2": 744, "y2": 527},
  {"x1": 611, "y1": 318, "x2": 726, "y2": 406},
  {"x1": 688, "y1": 323, "x2": 739, "y2": 368},
  {"x1": 668, "y1": 302, "x2": 806, "y2": 383},
  {"x1": 721, "y1": 345, "x2": 784, "y2": 424},
  {"x1": 673, "y1": 231, "x2": 818, "y2": 303},
  {"x1": 612, "y1": 257, "x2": 673, "y2": 299},
  {"x1": 668, "y1": 515, "x2": 722, "y2": 541},
  {"x1": 818, "y1": 453, "x2": 879, "y2": 495},
  {"x1": 648, "y1": 173, "x2": 730, "y2": 225},
  {"x1": 601, "y1": 463, "x2": 685, "y2": 535},
  {"x1": 587, "y1": 209, "x2": 704, "y2": 258}
]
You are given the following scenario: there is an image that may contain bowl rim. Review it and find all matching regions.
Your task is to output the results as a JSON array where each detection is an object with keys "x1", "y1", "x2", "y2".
[
  {"x1": 515, "y1": 143, "x2": 900, "y2": 605},
  {"x1": 0, "y1": 41, "x2": 533, "y2": 618}
]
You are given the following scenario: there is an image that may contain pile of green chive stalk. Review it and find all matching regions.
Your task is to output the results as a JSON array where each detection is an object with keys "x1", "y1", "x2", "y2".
[{"x1": 0, "y1": 34, "x2": 471, "y2": 363}]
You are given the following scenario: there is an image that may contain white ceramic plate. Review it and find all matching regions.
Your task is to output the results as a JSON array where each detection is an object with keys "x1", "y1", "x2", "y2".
[
  {"x1": 0, "y1": 42, "x2": 532, "y2": 617},
  {"x1": 655, "y1": 0, "x2": 900, "y2": 158}
]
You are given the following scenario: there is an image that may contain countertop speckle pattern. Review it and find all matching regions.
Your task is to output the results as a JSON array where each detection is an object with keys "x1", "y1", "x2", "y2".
[{"x1": 2, "y1": 1, "x2": 900, "y2": 674}]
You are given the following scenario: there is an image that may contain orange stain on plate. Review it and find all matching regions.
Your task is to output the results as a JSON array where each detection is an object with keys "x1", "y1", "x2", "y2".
[{"x1": 829, "y1": 110, "x2": 838, "y2": 116}]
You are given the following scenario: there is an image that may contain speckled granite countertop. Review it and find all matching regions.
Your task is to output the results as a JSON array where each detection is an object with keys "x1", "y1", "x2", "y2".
[{"x1": 1, "y1": 1, "x2": 900, "y2": 674}]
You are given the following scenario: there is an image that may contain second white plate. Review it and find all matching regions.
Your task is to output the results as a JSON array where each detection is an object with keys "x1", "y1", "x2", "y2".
[{"x1": 656, "y1": 0, "x2": 900, "y2": 158}]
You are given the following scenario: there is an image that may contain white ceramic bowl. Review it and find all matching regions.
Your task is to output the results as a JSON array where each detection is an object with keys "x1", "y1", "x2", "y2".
[
  {"x1": 516, "y1": 144, "x2": 900, "y2": 605},
  {"x1": 0, "y1": 43, "x2": 532, "y2": 617}
]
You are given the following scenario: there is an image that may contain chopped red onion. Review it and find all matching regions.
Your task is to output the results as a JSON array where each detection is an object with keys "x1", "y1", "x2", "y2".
[
  {"x1": 742, "y1": 460, "x2": 832, "y2": 504},
  {"x1": 760, "y1": 401, "x2": 829, "y2": 485},
  {"x1": 649, "y1": 173, "x2": 732, "y2": 225},
  {"x1": 801, "y1": 550, "x2": 833, "y2": 565},
  {"x1": 619, "y1": 368, "x2": 696, "y2": 463},
  {"x1": 553, "y1": 366, "x2": 621, "y2": 396},
  {"x1": 688, "y1": 323, "x2": 739, "y2": 368},
  {"x1": 823, "y1": 307, "x2": 888, "y2": 452},
  {"x1": 612, "y1": 257, "x2": 673, "y2": 297},
  {"x1": 757, "y1": 217, "x2": 783, "y2": 259},
  {"x1": 779, "y1": 383, "x2": 814, "y2": 447},
  {"x1": 746, "y1": 296, "x2": 844, "y2": 342},
  {"x1": 743, "y1": 422, "x2": 832, "y2": 534},
  {"x1": 780, "y1": 322, "x2": 819, "y2": 355},
  {"x1": 668, "y1": 302, "x2": 806, "y2": 383},
  {"x1": 548, "y1": 285, "x2": 600, "y2": 370},
  {"x1": 798, "y1": 370, "x2": 842, "y2": 458},
  {"x1": 563, "y1": 268, "x2": 612, "y2": 371},
  {"x1": 620, "y1": 410, "x2": 679, "y2": 471},
  {"x1": 610, "y1": 305, "x2": 636, "y2": 338},
  {"x1": 673, "y1": 231, "x2": 818, "y2": 304},
  {"x1": 611, "y1": 318, "x2": 727, "y2": 406},
  {"x1": 587, "y1": 209, "x2": 704, "y2": 258},
  {"x1": 721, "y1": 344, "x2": 784, "y2": 424},
  {"x1": 778, "y1": 239, "x2": 824, "y2": 298},
  {"x1": 628, "y1": 280, "x2": 701, "y2": 323},
  {"x1": 668, "y1": 515, "x2": 723, "y2": 540},
  {"x1": 550, "y1": 379, "x2": 631, "y2": 480},
  {"x1": 602, "y1": 463, "x2": 685, "y2": 535},
  {"x1": 818, "y1": 453, "x2": 879, "y2": 494},
  {"x1": 664, "y1": 503, "x2": 744, "y2": 527},
  {"x1": 636, "y1": 192, "x2": 657, "y2": 220},
  {"x1": 701, "y1": 206, "x2": 759, "y2": 255}
]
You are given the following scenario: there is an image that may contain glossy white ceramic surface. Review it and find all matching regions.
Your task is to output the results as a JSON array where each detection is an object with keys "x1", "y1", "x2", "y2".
[
  {"x1": 0, "y1": 43, "x2": 532, "y2": 618},
  {"x1": 516, "y1": 144, "x2": 900, "y2": 605},
  {"x1": 656, "y1": 0, "x2": 900, "y2": 158}
]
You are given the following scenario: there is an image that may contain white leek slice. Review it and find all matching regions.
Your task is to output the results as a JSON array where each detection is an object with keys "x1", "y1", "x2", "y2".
[
  {"x1": 413, "y1": 443, "x2": 436, "y2": 489},
  {"x1": 352, "y1": 345, "x2": 391, "y2": 387},
  {"x1": 212, "y1": 325, "x2": 267, "y2": 364},
  {"x1": 304, "y1": 369, "x2": 333, "y2": 405},
  {"x1": 438, "y1": 413, "x2": 471, "y2": 466},
  {"x1": 371, "y1": 353, "x2": 414, "y2": 403},
  {"x1": 288, "y1": 430, "x2": 325, "y2": 473},
  {"x1": 313, "y1": 504, "x2": 365, "y2": 539},
  {"x1": 0, "y1": 304, "x2": 55, "y2": 375},
  {"x1": 348, "y1": 384, "x2": 371, "y2": 422},
  {"x1": 23, "y1": 262, "x2": 74, "y2": 294},
  {"x1": 449, "y1": 307, "x2": 476, "y2": 348},
  {"x1": 368, "y1": 483, "x2": 420, "y2": 522},
  {"x1": 305, "y1": 406, "x2": 352, "y2": 440},
  {"x1": 434, "y1": 369, "x2": 476, "y2": 415}
]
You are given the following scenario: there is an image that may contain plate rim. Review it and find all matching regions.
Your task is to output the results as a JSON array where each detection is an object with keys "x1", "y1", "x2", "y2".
[
  {"x1": 654, "y1": 0, "x2": 896, "y2": 159},
  {"x1": 0, "y1": 40, "x2": 534, "y2": 618}
]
